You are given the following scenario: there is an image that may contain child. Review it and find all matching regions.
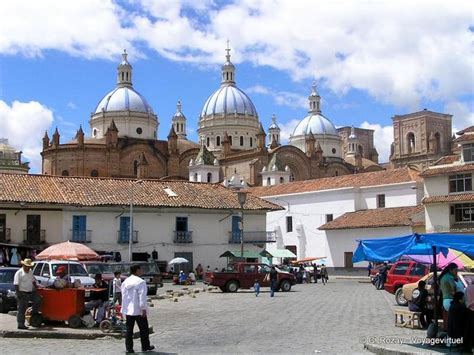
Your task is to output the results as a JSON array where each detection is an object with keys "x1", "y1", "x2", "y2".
[
  {"x1": 112, "y1": 271, "x2": 122, "y2": 305},
  {"x1": 254, "y1": 279, "x2": 260, "y2": 297}
]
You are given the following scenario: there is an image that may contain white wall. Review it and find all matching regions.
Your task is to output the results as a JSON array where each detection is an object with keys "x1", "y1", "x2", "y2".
[
  {"x1": 263, "y1": 182, "x2": 420, "y2": 267},
  {"x1": 1, "y1": 204, "x2": 267, "y2": 270},
  {"x1": 425, "y1": 204, "x2": 451, "y2": 233},
  {"x1": 424, "y1": 176, "x2": 448, "y2": 197},
  {"x1": 326, "y1": 226, "x2": 413, "y2": 267}
]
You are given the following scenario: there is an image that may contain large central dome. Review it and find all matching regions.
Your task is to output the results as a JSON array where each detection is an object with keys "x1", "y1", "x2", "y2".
[
  {"x1": 95, "y1": 87, "x2": 153, "y2": 114},
  {"x1": 197, "y1": 45, "x2": 260, "y2": 152},
  {"x1": 201, "y1": 85, "x2": 257, "y2": 117}
]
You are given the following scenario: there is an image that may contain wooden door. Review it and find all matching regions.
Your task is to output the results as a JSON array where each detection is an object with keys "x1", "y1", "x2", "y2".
[{"x1": 344, "y1": 252, "x2": 353, "y2": 268}]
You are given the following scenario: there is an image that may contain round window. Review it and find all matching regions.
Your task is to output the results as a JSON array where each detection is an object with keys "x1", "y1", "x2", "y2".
[
  {"x1": 136, "y1": 127, "x2": 143, "y2": 135},
  {"x1": 93, "y1": 129, "x2": 97, "y2": 137},
  {"x1": 332, "y1": 148, "x2": 336, "y2": 154}
]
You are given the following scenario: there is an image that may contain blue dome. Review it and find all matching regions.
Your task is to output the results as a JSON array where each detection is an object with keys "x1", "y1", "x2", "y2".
[
  {"x1": 95, "y1": 87, "x2": 153, "y2": 114},
  {"x1": 200, "y1": 85, "x2": 257, "y2": 118},
  {"x1": 292, "y1": 113, "x2": 338, "y2": 136}
]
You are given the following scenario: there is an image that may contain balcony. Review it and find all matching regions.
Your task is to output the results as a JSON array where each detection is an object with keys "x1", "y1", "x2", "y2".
[
  {"x1": 0, "y1": 228, "x2": 11, "y2": 243},
  {"x1": 69, "y1": 230, "x2": 92, "y2": 243},
  {"x1": 174, "y1": 231, "x2": 193, "y2": 243},
  {"x1": 117, "y1": 230, "x2": 138, "y2": 244},
  {"x1": 228, "y1": 231, "x2": 277, "y2": 244},
  {"x1": 22, "y1": 229, "x2": 46, "y2": 244}
]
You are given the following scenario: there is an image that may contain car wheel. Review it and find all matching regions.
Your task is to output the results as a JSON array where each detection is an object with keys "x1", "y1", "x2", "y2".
[
  {"x1": 280, "y1": 280, "x2": 291, "y2": 292},
  {"x1": 68, "y1": 315, "x2": 82, "y2": 328},
  {"x1": 395, "y1": 288, "x2": 408, "y2": 306},
  {"x1": 226, "y1": 281, "x2": 239, "y2": 293}
]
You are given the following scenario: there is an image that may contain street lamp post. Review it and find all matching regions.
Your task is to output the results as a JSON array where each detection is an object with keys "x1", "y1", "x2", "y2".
[
  {"x1": 237, "y1": 191, "x2": 247, "y2": 260},
  {"x1": 129, "y1": 179, "x2": 143, "y2": 262}
]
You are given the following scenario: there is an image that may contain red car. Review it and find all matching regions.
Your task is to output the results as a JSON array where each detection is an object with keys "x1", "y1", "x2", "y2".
[
  {"x1": 204, "y1": 262, "x2": 296, "y2": 292},
  {"x1": 384, "y1": 261, "x2": 429, "y2": 306}
]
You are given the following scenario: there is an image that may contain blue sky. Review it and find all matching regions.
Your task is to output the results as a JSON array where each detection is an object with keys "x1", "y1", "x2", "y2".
[{"x1": 0, "y1": 0, "x2": 472, "y2": 172}]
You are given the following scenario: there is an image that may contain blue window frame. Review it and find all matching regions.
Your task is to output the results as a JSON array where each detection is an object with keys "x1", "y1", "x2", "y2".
[
  {"x1": 72, "y1": 215, "x2": 86, "y2": 242},
  {"x1": 231, "y1": 215, "x2": 241, "y2": 242},
  {"x1": 119, "y1": 216, "x2": 130, "y2": 242}
]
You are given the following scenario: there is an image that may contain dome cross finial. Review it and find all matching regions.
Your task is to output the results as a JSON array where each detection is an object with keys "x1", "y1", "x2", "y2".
[{"x1": 122, "y1": 49, "x2": 128, "y2": 62}]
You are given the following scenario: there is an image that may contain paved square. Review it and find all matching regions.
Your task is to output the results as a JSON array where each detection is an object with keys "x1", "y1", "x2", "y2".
[{"x1": 3, "y1": 279, "x2": 427, "y2": 354}]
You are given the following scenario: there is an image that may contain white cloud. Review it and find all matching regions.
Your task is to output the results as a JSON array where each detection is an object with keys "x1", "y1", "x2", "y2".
[
  {"x1": 67, "y1": 102, "x2": 77, "y2": 110},
  {"x1": 360, "y1": 121, "x2": 393, "y2": 163},
  {"x1": 1, "y1": 1, "x2": 471, "y2": 110},
  {"x1": 0, "y1": 100, "x2": 54, "y2": 173},
  {"x1": 246, "y1": 85, "x2": 307, "y2": 110},
  {"x1": 444, "y1": 101, "x2": 474, "y2": 133}
]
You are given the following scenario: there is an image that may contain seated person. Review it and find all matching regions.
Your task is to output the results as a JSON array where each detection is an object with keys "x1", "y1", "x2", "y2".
[
  {"x1": 179, "y1": 271, "x2": 187, "y2": 285},
  {"x1": 53, "y1": 266, "x2": 73, "y2": 288},
  {"x1": 85, "y1": 274, "x2": 109, "y2": 323},
  {"x1": 408, "y1": 280, "x2": 433, "y2": 328},
  {"x1": 188, "y1": 271, "x2": 196, "y2": 285}
]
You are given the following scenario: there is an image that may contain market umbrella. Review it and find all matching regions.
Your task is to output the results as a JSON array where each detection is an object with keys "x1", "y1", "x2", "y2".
[
  {"x1": 405, "y1": 249, "x2": 464, "y2": 269},
  {"x1": 35, "y1": 241, "x2": 99, "y2": 261},
  {"x1": 168, "y1": 257, "x2": 189, "y2": 265},
  {"x1": 168, "y1": 257, "x2": 189, "y2": 273}
]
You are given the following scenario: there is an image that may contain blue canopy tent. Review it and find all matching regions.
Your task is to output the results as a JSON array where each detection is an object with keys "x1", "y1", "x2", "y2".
[{"x1": 352, "y1": 233, "x2": 474, "y2": 332}]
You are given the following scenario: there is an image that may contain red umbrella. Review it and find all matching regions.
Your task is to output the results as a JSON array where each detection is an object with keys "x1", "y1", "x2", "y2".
[{"x1": 36, "y1": 241, "x2": 99, "y2": 261}]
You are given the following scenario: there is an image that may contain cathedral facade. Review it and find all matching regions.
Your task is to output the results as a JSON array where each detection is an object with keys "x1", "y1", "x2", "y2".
[{"x1": 42, "y1": 48, "x2": 450, "y2": 186}]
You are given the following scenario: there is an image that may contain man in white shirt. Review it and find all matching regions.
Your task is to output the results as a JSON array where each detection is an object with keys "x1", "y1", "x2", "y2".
[
  {"x1": 121, "y1": 264, "x2": 155, "y2": 353},
  {"x1": 13, "y1": 258, "x2": 41, "y2": 329}
]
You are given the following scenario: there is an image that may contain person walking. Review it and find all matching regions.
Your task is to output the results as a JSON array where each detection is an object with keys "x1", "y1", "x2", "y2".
[
  {"x1": 270, "y1": 266, "x2": 278, "y2": 297},
  {"x1": 253, "y1": 279, "x2": 260, "y2": 297},
  {"x1": 320, "y1": 264, "x2": 328, "y2": 285},
  {"x1": 121, "y1": 264, "x2": 155, "y2": 353},
  {"x1": 14, "y1": 258, "x2": 41, "y2": 329},
  {"x1": 112, "y1": 271, "x2": 122, "y2": 305},
  {"x1": 367, "y1": 262, "x2": 373, "y2": 277}
]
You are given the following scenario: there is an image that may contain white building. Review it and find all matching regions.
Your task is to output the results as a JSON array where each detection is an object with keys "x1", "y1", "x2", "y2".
[
  {"x1": 0, "y1": 174, "x2": 280, "y2": 271},
  {"x1": 422, "y1": 126, "x2": 474, "y2": 233},
  {"x1": 251, "y1": 168, "x2": 424, "y2": 268}
]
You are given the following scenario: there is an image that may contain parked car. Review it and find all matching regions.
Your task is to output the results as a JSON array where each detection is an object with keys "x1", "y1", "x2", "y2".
[
  {"x1": 384, "y1": 261, "x2": 430, "y2": 306},
  {"x1": 204, "y1": 262, "x2": 296, "y2": 292},
  {"x1": 0, "y1": 267, "x2": 19, "y2": 313},
  {"x1": 32, "y1": 260, "x2": 95, "y2": 297},
  {"x1": 80, "y1": 261, "x2": 126, "y2": 283},
  {"x1": 111, "y1": 262, "x2": 163, "y2": 295},
  {"x1": 402, "y1": 271, "x2": 474, "y2": 304}
]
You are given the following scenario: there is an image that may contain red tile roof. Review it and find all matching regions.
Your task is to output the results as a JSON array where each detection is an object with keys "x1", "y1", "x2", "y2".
[
  {"x1": 250, "y1": 167, "x2": 421, "y2": 197},
  {"x1": 456, "y1": 126, "x2": 474, "y2": 135},
  {"x1": 420, "y1": 163, "x2": 474, "y2": 177},
  {"x1": 434, "y1": 155, "x2": 460, "y2": 166},
  {"x1": 0, "y1": 174, "x2": 281, "y2": 211},
  {"x1": 318, "y1": 205, "x2": 424, "y2": 230},
  {"x1": 423, "y1": 193, "x2": 474, "y2": 204}
]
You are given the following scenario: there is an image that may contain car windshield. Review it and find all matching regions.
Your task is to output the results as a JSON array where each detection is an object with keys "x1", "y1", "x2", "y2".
[
  {"x1": 0, "y1": 269, "x2": 16, "y2": 283},
  {"x1": 85, "y1": 263, "x2": 114, "y2": 274},
  {"x1": 114, "y1": 263, "x2": 159, "y2": 274},
  {"x1": 52, "y1": 263, "x2": 89, "y2": 276}
]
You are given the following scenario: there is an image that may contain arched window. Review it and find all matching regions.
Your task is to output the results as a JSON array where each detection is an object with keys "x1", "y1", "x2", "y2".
[
  {"x1": 289, "y1": 174, "x2": 295, "y2": 182},
  {"x1": 279, "y1": 177, "x2": 284, "y2": 184},
  {"x1": 250, "y1": 137, "x2": 253, "y2": 147},
  {"x1": 407, "y1": 133, "x2": 415, "y2": 154},
  {"x1": 335, "y1": 171, "x2": 339, "y2": 176},
  {"x1": 126, "y1": 72, "x2": 128, "y2": 81},
  {"x1": 267, "y1": 177, "x2": 271, "y2": 186},
  {"x1": 91, "y1": 170, "x2": 99, "y2": 177},
  {"x1": 207, "y1": 172, "x2": 212, "y2": 183},
  {"x1": 61, "y1": 170, "x2": 69, "y2": 176},
  {"x1": 206, "y1": 137, "x2": 210, "y2": 147},
  {"x1": 228, "y1": 136, "x2": 233, "y2": 146},
  {"x1": 216, "y1": 136, "x2": 221, "y2": 146},
  {"x1": 358, "y1": 145, "x2": 364, "y2": 156},
  {"x1": 133, "y1": 160, "x2": 138, "y2": 176},
  {"x1": 121, "y1": 72, "x2": 124, "y2": 81},
  {"x1": 240, "y1": 136, "x2": 244, "y2": 146},
  {"x1": 194, "y1": 173, "x2": 198, "y2": 182},
  {"x1": 434, "y1": 132, "x2": 441, "y2": 153}
]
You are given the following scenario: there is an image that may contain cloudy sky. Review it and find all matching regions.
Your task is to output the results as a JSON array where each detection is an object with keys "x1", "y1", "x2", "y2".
[{"x1": 0, "y1": 0, "x2": 472, "y2": 172}]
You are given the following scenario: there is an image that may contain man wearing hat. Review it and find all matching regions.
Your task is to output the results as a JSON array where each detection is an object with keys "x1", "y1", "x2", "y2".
[{"x1": 13, "y1": 258, "x2": 41, "y2": 329}]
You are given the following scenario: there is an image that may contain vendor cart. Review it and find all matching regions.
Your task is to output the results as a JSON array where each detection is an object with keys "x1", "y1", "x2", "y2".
[{"x1": 29, "y1": 288, "x2": 85, "y2": 328}]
